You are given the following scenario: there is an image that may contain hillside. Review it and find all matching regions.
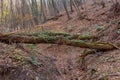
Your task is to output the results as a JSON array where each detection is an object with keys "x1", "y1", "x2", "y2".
[{"x1": 0, "y1": 0, "x2": 120, "y2": 80}]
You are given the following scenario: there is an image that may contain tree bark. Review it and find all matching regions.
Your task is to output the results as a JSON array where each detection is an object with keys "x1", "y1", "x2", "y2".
[
  {"x1": 0, "y1": 32, "x2": 117, "y2": 50},
  {"x1": 62, "y1": 0, "x2": 72, "y2": 20}
]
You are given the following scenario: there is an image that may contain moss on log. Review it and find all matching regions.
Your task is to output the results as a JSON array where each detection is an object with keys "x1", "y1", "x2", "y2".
[
  {"x1": 80, "y1": 50, "x2": 96, "y2": 58},
  {"x1": 0, "y1": 32, "x2": 117, "y2": 50},
  {"x1": 12, "y1": 31, "x2": 97, "y2": 40}
]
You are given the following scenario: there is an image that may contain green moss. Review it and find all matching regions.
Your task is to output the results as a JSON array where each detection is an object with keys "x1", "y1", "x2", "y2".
[
  {"x1": 76, "y1": 57, "x2": 84, "y2": 63},
  {"x1": 34, "y1": 36, "x2": 40, "y2": 40},
  {"x1": 91, "y1": 42, "x2": 104, "y2": 46},
  {"x1": 82, "y1": 32, "x2": 90, "y2": 37},
  {"x1": 71, "y1": 40, "x2": 87, "y2": 45},
  {"x1": 30, "y1": 55, "x2": 42, "y2": 65},
  {"x1": 42, "y1": 35, "x2": 58, "y2": 42},
  {"x1": 95, "y1": 25, "x2": 104, "y2": 31},
  {"x1": 42, "y1": 31, "x2": 70, "y2": 36},
  {"x1": 28, "y1": 44, "x2": 36, "y2": 49}
]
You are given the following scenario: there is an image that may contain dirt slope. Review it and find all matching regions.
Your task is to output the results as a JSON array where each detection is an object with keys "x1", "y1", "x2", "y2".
[{"x1": 0, "y1": 0, "x2": 120, "y2": 80}]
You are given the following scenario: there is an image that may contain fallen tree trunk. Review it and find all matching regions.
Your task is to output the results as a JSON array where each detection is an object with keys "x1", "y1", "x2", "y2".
[
  {"x1": 9, "y1": 31, "x2": 97, "y2": 40},
  {"x1": 0, "y1": 32, "x2": 117, "y2": 50}
]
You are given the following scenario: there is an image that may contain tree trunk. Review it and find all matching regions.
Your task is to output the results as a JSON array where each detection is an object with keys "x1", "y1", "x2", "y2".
[
  {"x1": 0, "y1": 32, "x2": 117, "y2": 50},
  {"x1": 62, "y1": 0, "x2": 72, "y2": 20},
  {"x1": 40, "y1": 0, "x2": 47, "y2": 23},
  {"x1": 70, "y1": 0, "x2": 74, "y2": 12}
]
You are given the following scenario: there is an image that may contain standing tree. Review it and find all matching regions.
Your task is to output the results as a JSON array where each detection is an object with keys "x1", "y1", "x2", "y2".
[
  {"x1": 62, "y1": 0, "x2": 72, "y2": 20},
  {"x1": 40, "y1": 0, "x2": 47, "y2": 23}
]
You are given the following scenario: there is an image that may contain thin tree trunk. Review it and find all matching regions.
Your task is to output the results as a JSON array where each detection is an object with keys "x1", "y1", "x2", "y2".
[
  {"x1": 70, "y1": 0, "x2": 74, "y2": 12},
  {"x1": 62, "y1": 0, "x2": 72, "y2": 20}
]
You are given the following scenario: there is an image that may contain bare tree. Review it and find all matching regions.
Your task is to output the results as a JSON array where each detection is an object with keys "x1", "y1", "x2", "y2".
[{"x1": 62, "y1": 0, "x2": 72, "y2": 20}]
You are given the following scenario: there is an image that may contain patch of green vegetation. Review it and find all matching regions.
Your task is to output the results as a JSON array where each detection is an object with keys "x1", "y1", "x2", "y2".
[
  {"x1": 43, "y1": 36, "x2": 55, "y2": 42},
  {"x1": 30, "y1": 56, "x2": 42, "y2": 65},
  {"x1": 92, "y1": 43, "x2": 103, "y2": 46},
  {"x1": 71, "y1": 40, "x2": 87, "y2": 45},
  {"x1": 11, "y1": 54, "x2": 26, "y2": 64},
  {"x1": 28, "y1": 44, "x2": 36, "y2": 49},
  {"x1": 31, "y1": 31, "x2": 70, "y2": 39},
  {"x1": 37, "y1": 34, "x2": 59, "y2": 42},
  {"x1": 90, "y1": 42, "x2": 106, "y2": 46},
  {"x1": 29, "y1": 31, "x2": 36, "y2": 35},
  {"x1": 95, "y1": 25, "x2": 104, "y2": 31},
  {"x1": 34, "y1": 33, "x2": 66, "y2": 42},
  {"x1": 42, "y1": 31, "x2": 70, "y2": 37},
  {"x1": 82, "y1": 32, "x2": 90, "y2": 37},
  {"x1": 76, "y1": 57, "x2": 84, "y2": 63}
]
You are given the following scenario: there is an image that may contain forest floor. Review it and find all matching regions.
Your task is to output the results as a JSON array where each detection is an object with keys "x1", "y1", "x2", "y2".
[{"x1": 0, "y1": 0, "x2": 120, "y2": 80}]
